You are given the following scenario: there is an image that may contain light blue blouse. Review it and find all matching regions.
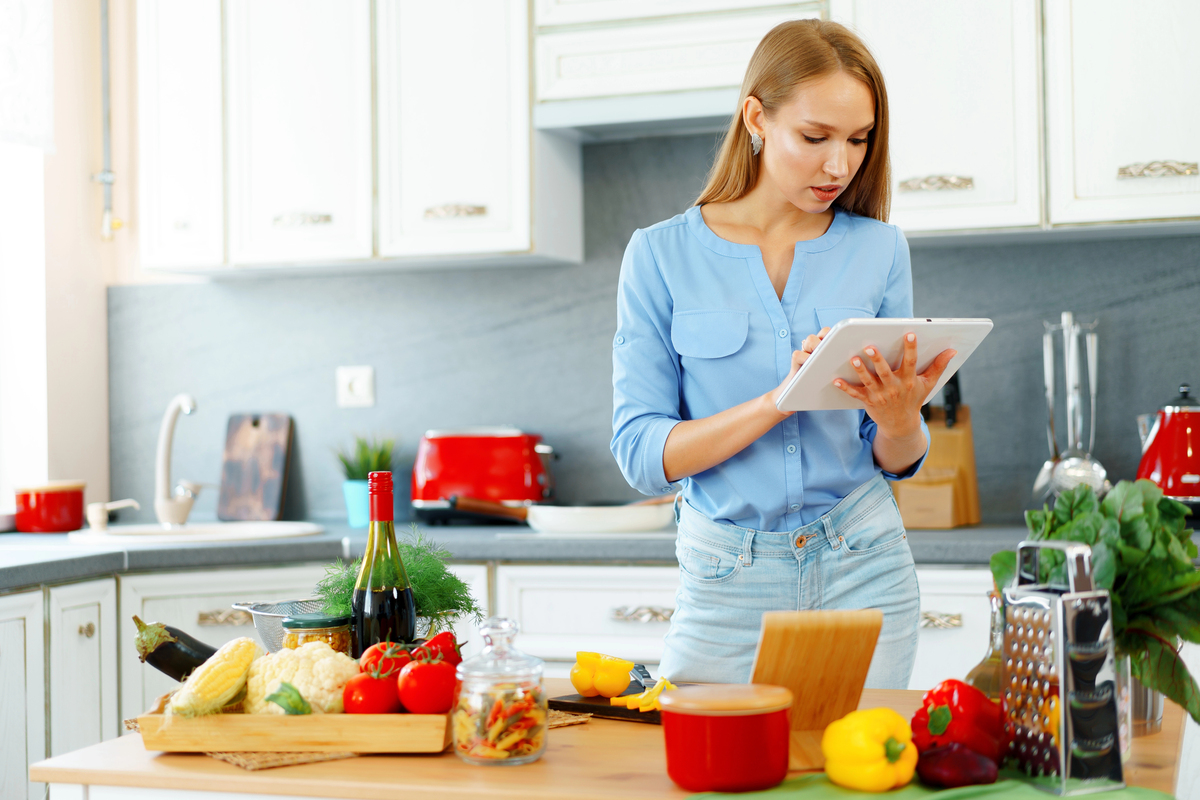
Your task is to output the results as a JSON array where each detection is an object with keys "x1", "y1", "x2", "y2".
[{"x1": 610, "y1": 205, "x2": 929, "y2": 532}]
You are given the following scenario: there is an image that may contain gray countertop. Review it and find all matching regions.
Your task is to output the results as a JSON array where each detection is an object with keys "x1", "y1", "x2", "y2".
[{"x1": 0, "y1": 522, "x2": 1031, "y2": 593}]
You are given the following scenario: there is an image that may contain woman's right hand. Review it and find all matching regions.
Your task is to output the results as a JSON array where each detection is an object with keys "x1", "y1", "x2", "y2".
[{"x1": 770, "y1": 326, "x2": 831, "y2": 414}]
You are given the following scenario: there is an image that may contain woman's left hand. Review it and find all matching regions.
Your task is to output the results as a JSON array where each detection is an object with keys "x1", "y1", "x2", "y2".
[{"x1": 832, "y1": 333, "x2": 957, "y2": 438}]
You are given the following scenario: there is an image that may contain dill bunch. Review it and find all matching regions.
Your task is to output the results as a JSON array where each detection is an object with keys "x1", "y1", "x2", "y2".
[{"x1": 314, "y1": 524, "x2": 483, "y2": 623}]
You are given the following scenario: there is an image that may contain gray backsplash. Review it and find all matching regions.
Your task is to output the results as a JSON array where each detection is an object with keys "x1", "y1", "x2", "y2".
[{"x1": 109, "y1": 134, "x2": 1200, "y2": 525}]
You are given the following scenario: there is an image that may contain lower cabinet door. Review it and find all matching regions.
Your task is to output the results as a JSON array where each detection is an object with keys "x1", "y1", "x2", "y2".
[
  {"x1": 0, "y1": 589, "x2": 45, "y2": 800},
  {"x1": 495, "y1": 565, "x2": 679, "y2": 670},
  {"x1": 910, "y1": 568, "x2": 995, "y2": 691},
  {"x1": 49, "y1": 580, "x2": 119, "y2": 756},
  {"x1": 118, "y1": 565, "x2": 328, "y2": 723},
  {"x1": 444, "y1": 564, "x2": 490, "y2": 662}
]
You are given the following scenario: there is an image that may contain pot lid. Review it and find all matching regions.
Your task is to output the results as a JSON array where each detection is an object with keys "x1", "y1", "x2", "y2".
[
  {"x1": 658, "y1": 684, "x2": 793, "y2": 716},
  {"x1": 15, "y1": 480, "x2": 86, "y2": 494},
  {"x1": 1164, "y1": 383, "x2": 1200, "y2": 412}
]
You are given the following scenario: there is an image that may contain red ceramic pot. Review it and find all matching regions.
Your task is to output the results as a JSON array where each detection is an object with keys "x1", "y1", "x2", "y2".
[
  {"x1": 15, "y1": 481, "x2": 86, "y2": 532},
  {"x1": 659, "y1": 684, "x2": 793, "y2": 793}
]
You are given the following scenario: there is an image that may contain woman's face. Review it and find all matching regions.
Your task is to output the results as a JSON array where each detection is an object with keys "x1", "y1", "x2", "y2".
[{"x1": 753, "y1": 71, "x2": 875, "y2": 214}]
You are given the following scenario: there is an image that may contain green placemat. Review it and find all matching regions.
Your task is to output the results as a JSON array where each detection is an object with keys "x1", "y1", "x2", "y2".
[{"x1": 694, "y1": 771, "x2": 1175, "y2": 800}]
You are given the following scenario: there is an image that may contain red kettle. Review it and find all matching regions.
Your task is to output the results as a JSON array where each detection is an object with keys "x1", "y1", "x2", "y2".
[{"x1": 1136, "y1": 383, "x2": 1200, "y2": 502}]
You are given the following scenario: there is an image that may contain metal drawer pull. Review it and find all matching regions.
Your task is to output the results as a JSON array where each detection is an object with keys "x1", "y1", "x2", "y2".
[
  {"x1": 79, "y1": 622, "x2": 96, "y2": 638},
  {"x1": 898, "y1": 175, "x2": 974, "y2": 192},
  {"x1": 612, "y1": 605, "x2": 674, "y2": 623},
  {"x1": 272, "y1": 212, "x2": 333, "y2": 228},
  {"x1": 198, "y1": 609, "x2": 253, "y2": 627},
  {"x1": 920, "y1": 611, "x2": 963, "y2": 629},
  {"x1": 1116, "y1": 160, "x2": 1198, "y2": 178},
  {"x1": 424, "y1": 203, "x2": 487, "y2": 219}
]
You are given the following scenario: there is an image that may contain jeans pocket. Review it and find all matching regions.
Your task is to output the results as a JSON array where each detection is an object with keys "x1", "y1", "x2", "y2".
[
  {"x1": 840, "y1": 496, "x2": 907, "y2": 556},
  {"x1": 677, "y1": 541, "x2": 743, "y2": 584}
]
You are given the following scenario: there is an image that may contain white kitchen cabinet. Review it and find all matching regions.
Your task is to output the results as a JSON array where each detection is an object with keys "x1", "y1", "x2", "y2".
[
  {"x1": 829, "y1": 0, "x2": 1042, "y2": 232},
  {"x1": 48, "y1": 580, "x2": 119, "y2": 757},
  {"x1": 535, "y1": 0, "x2": 806, "y2": 27},
  {"x1": 225, "y1": 0, "x2": 373, "y2": 264},
  {"x1": 909, "y1": 568, "x2": 994, "y2": 691},
  {"x1": 117, "y1": 565, "x2": 328, "y2": 724},
  {"x1": 0, "y1": 589, "x2": 45, "y2": 800},
  {"x1": 495, "y1": 565, "x2": 679, "y2": 667},
  {"x1": 442, "y1": 563, "x2": 490, "y2": 661},
  {"x1": 136, "y1": 0, "x2": 224, "y2": 270},
  {"x1": 1045, "y1": 0, "x2": 1200, "y2": 224}
]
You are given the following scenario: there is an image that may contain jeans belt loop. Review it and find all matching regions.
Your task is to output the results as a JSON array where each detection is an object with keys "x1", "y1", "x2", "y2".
[
  {"x1": 742, "y1": 528, "x2": 754, "y2": 567},
  {"x1": 823, "y1": 516, "x2": 840, "y2": 550}
]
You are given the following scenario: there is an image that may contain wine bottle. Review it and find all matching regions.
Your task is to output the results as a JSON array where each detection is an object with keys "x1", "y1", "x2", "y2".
[
  {"x1": 965, "y1": 591, "x2": 1005, "y2": 701},
  {"x1": 351, "y1": 471, "x2": 417, "y2": 657}
]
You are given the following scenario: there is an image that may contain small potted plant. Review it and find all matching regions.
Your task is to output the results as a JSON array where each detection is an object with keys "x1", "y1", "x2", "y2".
[{"x1": 336, "y1": 436, "x2": 396, "y2": 528}]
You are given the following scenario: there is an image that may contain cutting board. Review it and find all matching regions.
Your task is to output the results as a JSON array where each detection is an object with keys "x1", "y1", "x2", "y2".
[
  {"x1": 217, "y1": 414, "x2": 293, "y2": 521},
  {"x1": 549, "y1": 685, "x2": 664, "y2": 724}
]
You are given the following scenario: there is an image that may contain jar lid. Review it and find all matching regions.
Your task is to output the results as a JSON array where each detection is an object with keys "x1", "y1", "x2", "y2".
[
  {"x1": 456, "y1": 617, "x2": 543, "y2": 680},
  {"x1": 658, "y1": 684, "x2": 793, "y2": 716},
  {"x1": 281, "y1": 612, "x2": 351, "y2": 630},
  {"x1": 16, "y1": 480, "x2": 86, "y2": 494}
]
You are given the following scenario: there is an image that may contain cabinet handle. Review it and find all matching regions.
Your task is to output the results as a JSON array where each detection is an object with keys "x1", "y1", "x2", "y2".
[
  {"x1": 272, "y1": 213, "x2": 333, "y2": 228},
  {"x1": 898, "y1": 175, "x2": 974, "y2": 192},
  {"x1": 920, "y1": 611, "x2": 963, "y2": 629},
  {"x1": 78, "y1": 622, "x2": 96, "y2": 638},
  {"x1": 424, "y1": 204, "x2": 487, "y2": 219},
  {"x1": 612, "y1": 605, "x2": 674, "y2": 623},
  {"x1": 1116, "y1": 160, "x2": 1198, "y2": 178},
  {"x1": 198, "y1": 609, "x2": 253, "y2": 627}
]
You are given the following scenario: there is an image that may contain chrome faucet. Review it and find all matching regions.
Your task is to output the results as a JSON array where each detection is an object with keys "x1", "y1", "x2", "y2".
[{"x1": 155, "y1": 393, "x2": 200, "y2": 526}]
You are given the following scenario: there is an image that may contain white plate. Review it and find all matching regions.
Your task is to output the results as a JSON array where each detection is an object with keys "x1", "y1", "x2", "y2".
[
  {"x1": 525, "y1": 503, "x2": 675, "y2": 533},
  {"x1": 67, "y1": 521, "x2": 324, "y2": 544}
]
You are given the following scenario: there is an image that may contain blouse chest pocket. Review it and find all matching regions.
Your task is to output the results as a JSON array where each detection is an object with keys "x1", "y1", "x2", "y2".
[
  {"x1": 815, "y1": 306, "x2": 876, "y2": 331},
  {"x1": 671, "y1": 309, "x2": 749, "y2": 359}
]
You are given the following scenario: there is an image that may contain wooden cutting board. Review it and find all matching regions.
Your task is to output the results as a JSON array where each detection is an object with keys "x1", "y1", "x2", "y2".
[
  {"x1": 549, "y1": 686, "x2": 663, "y2": 725},
  {"x1": 217, "y1": 414, "x2": 293, "y2": 521}
]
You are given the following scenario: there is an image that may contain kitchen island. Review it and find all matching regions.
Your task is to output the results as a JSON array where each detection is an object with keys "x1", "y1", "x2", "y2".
[{"x1": 30, "y1": 680, "x2": 1186, "y2": 799}]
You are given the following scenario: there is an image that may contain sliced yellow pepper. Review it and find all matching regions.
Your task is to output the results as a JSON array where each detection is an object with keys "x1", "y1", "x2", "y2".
[
  {"x1": 570, "y1": 651, "x2": 634, "y2": 698},
  {"x1": 821, "y1": 707, "x2": 917, "y2": 792},
  {"x1": 608, "y1": 678, "x2": 677, "y2": 711}
]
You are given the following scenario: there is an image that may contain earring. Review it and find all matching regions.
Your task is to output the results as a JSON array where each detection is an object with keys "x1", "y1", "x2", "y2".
[{"x1": 750, "y1": 132, "x2": 763, "y2": 156}]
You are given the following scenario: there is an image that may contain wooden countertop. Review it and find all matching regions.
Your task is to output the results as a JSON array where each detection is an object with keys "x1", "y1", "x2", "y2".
[{"x1": 30, "y1": 680, "x2": 1185, "y2": 800}]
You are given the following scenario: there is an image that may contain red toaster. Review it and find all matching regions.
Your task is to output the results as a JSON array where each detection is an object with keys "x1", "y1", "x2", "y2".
[{"x1": 411, "y1": 427, "x2": 554, "y2": 523}]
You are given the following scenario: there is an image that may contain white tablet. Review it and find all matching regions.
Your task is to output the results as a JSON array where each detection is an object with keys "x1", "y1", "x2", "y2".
[{"x1": 774, "y1": 317, "x2": 993, "y2": 412}]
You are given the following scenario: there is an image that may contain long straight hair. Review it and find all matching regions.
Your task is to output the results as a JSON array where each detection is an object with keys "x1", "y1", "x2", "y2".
[{"x1": 695, "y1": 19, "x2": 891, "y2": 222}]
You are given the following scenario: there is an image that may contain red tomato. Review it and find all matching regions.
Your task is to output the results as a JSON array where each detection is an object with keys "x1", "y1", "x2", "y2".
[
  {"x1": 397, "y1": 659, "x2": 457, "y2": 714},
  {"x1": 415, "y1": 631, "x2": 464, "y2": 666},
  {"x1": 359, "y1": 641, "x2": 412, "y2": 678},
  {"x1": 343, "y1": 671, "x2": 403, "y2": 714}
]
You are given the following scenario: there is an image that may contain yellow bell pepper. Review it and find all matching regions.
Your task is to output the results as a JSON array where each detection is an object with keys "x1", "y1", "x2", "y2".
[
  {"x1": 569, "y1": 651, "x2": 634, "y2": 698},
  {"x1": 821, "y1": 707, "x2": 918, "y2": 792}
]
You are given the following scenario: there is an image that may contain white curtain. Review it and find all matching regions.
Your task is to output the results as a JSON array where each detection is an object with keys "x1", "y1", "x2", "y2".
[{"x1": 0, "y1": 0, "x2": 53, "y2": 150}]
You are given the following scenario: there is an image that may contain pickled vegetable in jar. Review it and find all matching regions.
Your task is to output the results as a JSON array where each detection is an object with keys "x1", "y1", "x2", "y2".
[
  {"x1": 453, "y1": 617, "x2": 547, "y2": 765},
  {"x1": 280, "y1": 612, "x2": 352, "y2": 655}
]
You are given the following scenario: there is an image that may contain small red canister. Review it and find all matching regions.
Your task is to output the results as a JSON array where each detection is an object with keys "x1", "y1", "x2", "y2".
[
  {"x1": 15, "y1": 481, "x2": 86, "y2": 532},
  {"x1": 659, "y1": 684, "x2": 793, "y2": 793}
]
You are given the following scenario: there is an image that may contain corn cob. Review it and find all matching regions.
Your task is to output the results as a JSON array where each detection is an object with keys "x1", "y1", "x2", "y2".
[{"x1": 167, "y1": 636, "x2": 260, "y2": 717}]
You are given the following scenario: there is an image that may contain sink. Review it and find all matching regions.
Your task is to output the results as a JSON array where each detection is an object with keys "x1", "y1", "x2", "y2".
[{"x1": 67, "y1": 521, "x2": 324, "y2": 544}]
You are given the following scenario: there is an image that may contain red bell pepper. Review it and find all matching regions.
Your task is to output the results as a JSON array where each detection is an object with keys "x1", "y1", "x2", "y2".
[{"x1": 910, "y1": 679, "x2": 1006, "y2": 764}]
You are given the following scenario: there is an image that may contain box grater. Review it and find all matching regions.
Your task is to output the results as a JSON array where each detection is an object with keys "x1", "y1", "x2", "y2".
[{"x1": 1001, "y1": 540, "x2": 1124, "y2": 795}]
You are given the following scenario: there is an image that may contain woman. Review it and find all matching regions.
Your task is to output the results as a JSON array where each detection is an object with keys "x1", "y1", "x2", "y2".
[{"x1": 610, "y1": 19, "x2": 956, "y2": 689}]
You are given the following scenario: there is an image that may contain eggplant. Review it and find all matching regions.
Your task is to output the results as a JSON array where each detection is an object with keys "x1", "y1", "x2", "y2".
[
  {"x1": 916, "y1": 743, "x2": 998, "y2": 788},
  {"x1": 133, "y1": 615, "x2": 218, "y2": 682}
]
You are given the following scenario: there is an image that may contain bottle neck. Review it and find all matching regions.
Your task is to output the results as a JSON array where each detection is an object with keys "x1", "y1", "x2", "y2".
[
  {"x1": 356, "y1": 519, "x2": 411, "y2": 591},
  {"x1": 988, "y1": 592, "x2": 1004, "y2": 653}
]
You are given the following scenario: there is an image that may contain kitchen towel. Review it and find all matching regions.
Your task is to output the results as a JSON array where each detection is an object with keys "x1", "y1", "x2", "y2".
[{"x1": 695, "y1": 773, "x2": 1173, "y2": 800}]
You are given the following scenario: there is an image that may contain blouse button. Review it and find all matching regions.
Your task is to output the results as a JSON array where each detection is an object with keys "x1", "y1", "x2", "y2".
[
  {"x1": 779, "y1": 329, "x2": 788, "y2": 338},
  {"x1": 615, "y1": 335, "x2": 625, "y2": 345},
  {"x1": 786, "y1": 445, "x2": 796, "y2": 454},
  {"x1": 790, "y1": 503, "x2": 800, "y2": 511}
]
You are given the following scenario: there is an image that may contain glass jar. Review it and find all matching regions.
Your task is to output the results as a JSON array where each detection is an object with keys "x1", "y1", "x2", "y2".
[
  {"x1": 280, "y1": 612, "x2": 352, "y2": 655},
  {"x1": 452, "y1": 617, "x2": 547, "y2": 765}
]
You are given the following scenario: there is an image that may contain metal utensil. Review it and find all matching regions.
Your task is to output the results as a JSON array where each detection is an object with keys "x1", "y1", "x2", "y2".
[
  {"x1": 1086, "y1": 331, "x2": 1098, "y2": 455},
  {"x1": 1051, "y1": 318, "x2": 1106, "y2": 494},
  {"x1": 1033, "y1": 328, "x2": 1060, "y2": 501}
]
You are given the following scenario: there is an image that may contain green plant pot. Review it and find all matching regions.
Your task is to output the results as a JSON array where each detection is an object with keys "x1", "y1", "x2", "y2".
[{"x1": 343, "y1": 480, "x2": 369, "y2": 528}]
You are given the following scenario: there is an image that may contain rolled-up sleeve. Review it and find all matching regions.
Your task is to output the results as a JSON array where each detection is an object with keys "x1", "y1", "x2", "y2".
[
  {"x1": 611, "y1": 229, "x2": 682, "y2": 496},
  {"x1": 863, "y1": 226, "x2": 929, "y2": 481}
]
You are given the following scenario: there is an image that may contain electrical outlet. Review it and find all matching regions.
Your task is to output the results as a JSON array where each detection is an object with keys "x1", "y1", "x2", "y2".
[{"x1": 336, "y1": 366, "x2": 375, "y2": 408}]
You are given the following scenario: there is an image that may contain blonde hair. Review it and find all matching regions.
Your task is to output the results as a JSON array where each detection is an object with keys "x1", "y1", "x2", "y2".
[{"x1": 695, "y1": 19, "x2": 891, "y2": 222}]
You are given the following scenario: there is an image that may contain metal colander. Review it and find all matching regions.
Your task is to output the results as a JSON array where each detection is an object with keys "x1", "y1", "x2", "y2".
[{"x1": 231, "y1": 598, "x2": 447, "y2": 652}]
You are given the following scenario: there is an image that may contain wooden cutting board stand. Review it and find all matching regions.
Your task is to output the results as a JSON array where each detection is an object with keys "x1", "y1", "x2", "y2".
[
  {"x1": 750, "y1": 609, "x2": 883, "y2": 771},
  {"x1": 217, "y1": 414, "x2": 294, "y2": 521}
]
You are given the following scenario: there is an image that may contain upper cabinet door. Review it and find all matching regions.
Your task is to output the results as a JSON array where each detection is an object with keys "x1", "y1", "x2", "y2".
[
  {"x1": 226, "y1": 0, "x2": 373, "y2": 264},
  {"x1": 832, "y1": 0, "x2": 1041, "y2": 232},
  {"x1": 1046, "y1": 0, "x2": 1200, "y2": 224},
  {"x1": 535, "y1": 0, "x2": 803, "y2": 27},
  {"x1": 377, "y1": 0, "x2": 531, "y2": 257},
  {"x1": 137, "y1": 0, "x2": 224, "y2": 270}
]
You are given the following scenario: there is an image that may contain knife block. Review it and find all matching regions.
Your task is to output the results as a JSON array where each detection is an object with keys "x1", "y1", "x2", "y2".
[{"x1": 890, "y1": 405, "x2": 980, "y2": 529}]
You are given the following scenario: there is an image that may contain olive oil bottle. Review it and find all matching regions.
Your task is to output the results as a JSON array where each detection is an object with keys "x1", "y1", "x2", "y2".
[{"x1": 351, "y1": 471, "x2": 416, "y2": 656}]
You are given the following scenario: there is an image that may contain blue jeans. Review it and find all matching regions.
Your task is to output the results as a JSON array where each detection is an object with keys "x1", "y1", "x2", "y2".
[{"x1": 659, "y1": 473, "x2": 920, "y2": 689}]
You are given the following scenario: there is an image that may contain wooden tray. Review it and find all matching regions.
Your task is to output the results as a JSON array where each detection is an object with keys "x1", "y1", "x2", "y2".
[{"x1": 137, "y1": 713, "x2": 451, "y2": 753}]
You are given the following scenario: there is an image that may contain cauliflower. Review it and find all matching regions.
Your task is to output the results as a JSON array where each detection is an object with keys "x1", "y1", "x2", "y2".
[{"x1": 245, "y1": 641, "x2": 360, "y2": 714}]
